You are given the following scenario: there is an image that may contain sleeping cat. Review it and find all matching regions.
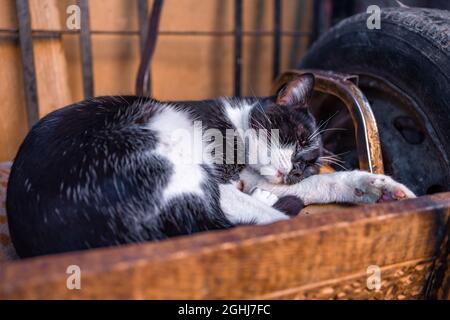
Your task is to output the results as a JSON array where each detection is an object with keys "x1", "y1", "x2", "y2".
[{"x1": 6, "y1": 73, "x2": 415, "y2": 258}]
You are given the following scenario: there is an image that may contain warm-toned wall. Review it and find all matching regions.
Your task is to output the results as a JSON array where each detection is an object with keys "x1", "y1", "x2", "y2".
[{"x1": 0, "y1": 0, "x2": 312, "y2": 161}]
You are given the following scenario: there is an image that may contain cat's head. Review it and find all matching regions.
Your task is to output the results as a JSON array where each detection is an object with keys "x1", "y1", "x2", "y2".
[{"x1": 248, "y1": 73, "x2": 323, "y2": 184}]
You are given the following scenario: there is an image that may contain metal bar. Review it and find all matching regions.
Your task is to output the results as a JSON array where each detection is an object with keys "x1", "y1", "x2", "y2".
[
  {"x1": 310, "y1": 0, "x2": 333, "y2": 47},
  {"x1": 138, "y1": 0, "x2": 149, "y2": 50},
  {"x1": 136, "y1": 0, "x2": 164, "y2": 96},
  {"x1": 310, "y1": 0, "x2": 326, "y2": 47},
  {"x1": 78, "y1": 0, "x2": 94, "y2": 98},
  {"x1": 138, "y1": 0, "x2": 151, "y2": 96},
  {"x1": 323, "y1": 0, "x2": 334, "y2": 32},
  {"x1": 234, "y1": 0, "x2": 243, "y2": 97},
  {"x1": 310, "y1": 0, "x2": 321, "y2": 46},
  {"x1": 272, "y1": 0, "x2": 282, "y2": 80},
  {"x1": 0, "y1": 28, "x2": 312, "y2": 38},
  {"x1": 16, "y1": 0, "x2": 39, "y2": 127},
  {"x1": 273, "y1": 70, "x2": 384, "y2": 174}
]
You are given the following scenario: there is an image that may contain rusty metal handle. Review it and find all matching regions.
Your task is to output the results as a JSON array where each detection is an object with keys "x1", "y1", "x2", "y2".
[
  {"x1": 136, "y1": 0, "x2": 164, "y2": 97},
  {"x1": 273, "y1": 69, "x2": 384, "y2": 174}
]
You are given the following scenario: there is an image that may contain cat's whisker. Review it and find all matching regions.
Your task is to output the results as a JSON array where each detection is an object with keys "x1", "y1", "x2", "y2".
[
  {"x1": 319, "y1": 157, "x2": 348, "y2": 170},
  {"x1": 254, "y1": 117, "x2": 267, "y2": 131},
  {"x1": 307, "y1": 126, "x2": 321, "y2": 141},
  {"x1": 255, "y1": 103, "x2": 272, "y2": 128},
  {"x1": 319, "y1": 154, "x2": 344, "y2": 161},
  {"x1": 309, "y1": 127, "x2": 347, "y2": 140},
  {"x1": 319, "y1": 156, "x2": 346, "y2": 165},
  {"x1": 326, "y1": 150, "x2": 351, "y2": 157},
  {"x1": 319, "y1": 152, "x2": 346, "y2": 161},
  {"x1": 324, "y1": 161, "x2": 347, "y2": 171},
  {"x1": 308, "y1": 119, "x2": 328, "y2": 140},
  {"x1": 308, "y1": 111, "x2": 340, "y2": 140},
  {"x1": 249, "y1": 86, "x2": 272, "y2": 126}
]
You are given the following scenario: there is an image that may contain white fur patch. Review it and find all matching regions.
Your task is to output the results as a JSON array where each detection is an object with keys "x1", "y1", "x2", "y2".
[
  {"x1": 222, "y1": 98, "x2": 254, "y2": 132},
  {"x1": 219, "y1": 184, "x2": 288, "y2": 225},
  {"x1": 250, "y1": 188, "x2": 279, "y2": 206},
  {"x1": 272, "y1": 146, "x2": 295, "y2": 174},
  {"x1": 222, "y1": 98, "x2": 296, "y2": 181},
  {"x1": 255, "y1": 170, "x2": 416, "y2": 205},
  {"x1": 256, "y1": 145, "x2": 295, "y2": 183},
  {"x1": 147, "y1": 106, "x2": 207, "y2": 200}
]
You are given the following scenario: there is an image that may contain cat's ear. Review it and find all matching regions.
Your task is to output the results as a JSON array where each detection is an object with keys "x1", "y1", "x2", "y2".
[{"x1": 276, "y1": 73, "x2": 315, "y2": 108}]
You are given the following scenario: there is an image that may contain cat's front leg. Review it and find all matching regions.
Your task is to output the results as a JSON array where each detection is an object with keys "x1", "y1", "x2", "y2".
[
  {"x1": 226, "y1": 169, "x2": 305, "y2": 217},
  {"x1": 219, "y1": 184, "x2": 289, "y2": 225},
  {"x1": 256, "y1": 170, "x2": 416, "y2": 205}
]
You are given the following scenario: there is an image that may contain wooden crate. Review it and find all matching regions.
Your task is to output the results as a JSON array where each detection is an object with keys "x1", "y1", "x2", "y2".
[
  {"x1": 0, "y1": 1, "x2": 448, "y2": 300},
  {"x1": 1, "y1": 190, "x2": 449, "y2": 299}
]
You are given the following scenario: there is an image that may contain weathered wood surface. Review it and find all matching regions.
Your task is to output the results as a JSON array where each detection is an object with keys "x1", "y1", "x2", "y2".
[
  {"x1": 0, "y1": 0, "x2": 313, "y2": 161},
  {"x1": 0, "y1": 192, "x2": 449, "y2": 300},
  {"x1": 424, "y1": 214, "x2": 450, "y2": 300},
  {"x1": 0, "y1": 162, "x2": 16, "y2": 262},
  {"x1": 0, "y1": 0, "x2": 29, "y2": 161},
  {"x1": 29, "y1": 0, "x2": 73, "y2": 117},
  {"x1": 257, "y1": 259, "x2": 434, "y2": 299}
]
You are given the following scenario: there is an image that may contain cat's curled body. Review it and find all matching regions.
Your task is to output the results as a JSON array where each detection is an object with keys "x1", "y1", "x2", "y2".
[{"x1": 6, "y1": 74, "x2": 415, "y2": 258}]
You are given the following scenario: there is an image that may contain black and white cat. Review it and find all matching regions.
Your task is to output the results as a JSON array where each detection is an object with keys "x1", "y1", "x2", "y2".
[{"x1": 6, "y1": 73, "x2": 415, "y2": 258}]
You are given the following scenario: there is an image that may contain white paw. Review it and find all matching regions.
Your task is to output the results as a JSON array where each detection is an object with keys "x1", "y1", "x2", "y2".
[
  {"x1": 250, "y1": 187, "x2": 279, "y2": 206},
  {"x1": 353, "y1": 173, "x2": 416, "y2": 203}
]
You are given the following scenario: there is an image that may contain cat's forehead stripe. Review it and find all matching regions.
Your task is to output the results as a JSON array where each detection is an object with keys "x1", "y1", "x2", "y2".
[{"x1": 222, "y1": 97, "x2": 255, "y2": 131}]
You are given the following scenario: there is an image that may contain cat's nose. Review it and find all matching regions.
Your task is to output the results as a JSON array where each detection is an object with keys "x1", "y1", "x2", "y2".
[{"x1": 276, "y1": 169, "x2": 286, "y2": 178}]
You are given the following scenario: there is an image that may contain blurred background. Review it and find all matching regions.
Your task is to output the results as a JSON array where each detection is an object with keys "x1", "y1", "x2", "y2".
[{"x1": 0, "y1": 0, "x2": 449, "y2": 161}]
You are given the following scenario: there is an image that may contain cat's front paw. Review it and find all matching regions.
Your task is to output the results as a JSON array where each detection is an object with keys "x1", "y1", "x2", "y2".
[
  {"x1": 250, "y1": 187, "x2": 279, "y2": 206},
  {"x1": 353, "y1": 173, "x2": 416, "y2": 203}
]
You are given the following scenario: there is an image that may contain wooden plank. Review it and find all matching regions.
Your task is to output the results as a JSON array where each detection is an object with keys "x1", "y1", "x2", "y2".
[
  {"x1": 0, "y1": 192, "x2": 449, "y2": 299},
  {"x1": 151, "y1": 35, "x2": 234, "y2": 99},
  {"x1": 0, "y1": 0, "x2": 29, "y2": 161},
  {"x1": 0, "y1": 0, "x2": 314, "y2": 161},
  {"x1": 425, "y1": 216, "x2": 450, "y2": 299},
  {"x1": 16, "y1": 0, "x2": 39, "y2": 127},
  {"x1": 256, "y1": 259, "x2": 434, "y2": 299},
  {"x1": 29, "y1": 0, "x2": 72, "y2": 117},
  {"x1": 0, "y1": 162, "x2": 16, "y2": 262},
  {"x1": 0, "y1": 44, "x2": 29, "y2": 161}
]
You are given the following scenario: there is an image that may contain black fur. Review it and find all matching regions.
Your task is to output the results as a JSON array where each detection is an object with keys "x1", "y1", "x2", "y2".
[
  {"x1": 273, "y1": 196, "x2": 304, "y2": 217},
  {"x1": 7, "y1": 75, "x2": 322, "y2": 257},
  {"x1": 249, "y1": 97, "x2": 322, "y2": 183},
  {"x1": 7, "y1": 96, "x2": 232, "y2": 257}
]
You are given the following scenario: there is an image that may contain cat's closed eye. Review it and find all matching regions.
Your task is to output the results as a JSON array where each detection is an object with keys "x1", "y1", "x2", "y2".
[{"x1": 292, "y1": 153, "x2": 302, "y2": 162}]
